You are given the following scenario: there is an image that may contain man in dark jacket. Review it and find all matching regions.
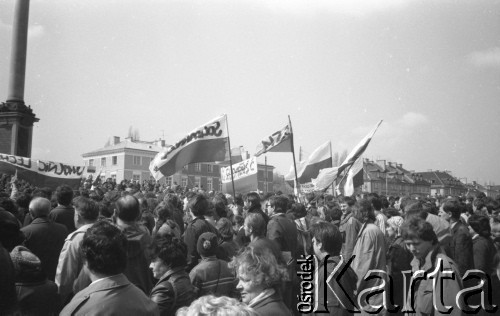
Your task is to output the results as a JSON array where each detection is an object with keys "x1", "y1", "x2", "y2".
[
  {"x1": 311, "y1": 221, "x2": 356, "y2": 315},
  {"x1": 266, "y1": 195, "x2": 298, "y2": 308},
  {"x1": 115, "y1": 195, "x2": 153, "y2": 294},
  {"x1": 439, "y1": 198, "x2": 474, "y2": 276},
  {"x1": 149, "y1": 236, "x2": 195, "y2": 315},
  {"x1": 21, "y1": 197, "x2": 67, "y2": 281},
  {"x1": 184, "y1": 194, "x2": 219, "y2": 271},
  {"x1": 49, "y1": 185, "x2": 76, "y2": 234}
]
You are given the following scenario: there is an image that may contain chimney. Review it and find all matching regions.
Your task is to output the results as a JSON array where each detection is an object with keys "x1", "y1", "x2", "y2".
[
  {"x1": 397, "y1": 163, "x2": 402, "y2": 169},
  {"x1": 113, "y1": 136, "x2": 120, "y2": 145},
  {"x1": 376, "y1": 160, "x2": 386, "y2": 171}
]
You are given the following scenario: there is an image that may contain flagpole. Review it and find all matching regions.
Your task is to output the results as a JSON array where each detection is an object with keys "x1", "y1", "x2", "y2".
[
  {"x1": 288, "y1": 115, "x2": 300, "y2": 197},
  {"x1": 225, "y1": 115, "x2": 236, "y2": 197},
  {"x1": 264, "y1": 156, "x2": 268, "y2": 194}
]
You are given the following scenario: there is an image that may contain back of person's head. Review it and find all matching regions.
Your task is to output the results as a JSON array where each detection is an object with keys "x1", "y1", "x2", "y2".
[
  {"x1": 163, "y1": 193, "x2": 180, "y2": 209},
  {"x1": 212, "y1": 196, "x2": 228, "y2": 219},
  {"x1": 468, "y1": 214, "x2": 491, "y2": 239},
  {"x1": 368, "y1": 196, "x2": 382, "y2": 211},
  {"x1": 442, "y1": 198, "x2": 462, "y2": 220},
  {"x1": 290, "y1": 203, "x2": 307, "y2": 219},
  {"x1": 29, "y1": 197, "x2": 51, "y2": 218},
  {"x1": 269, "y1": 195, "x2": 288, "y2": 214},
  {"x1": 32, "y1": 187, "x2": 52, "y2": 199},
  {"x1": 150, "y1": 236, "x2": 187, "y2": 269},
  {"x1": 353, "y1": 199, "x2": 376, "y2": 223},
  {"x1": 81, "y1": 221, "x2": 127, "y2": 276},
  {"x1": 56, "y1": 185, "x2": 74, "y2": 206},
  {"x1": 244, "y1": 213, "x2": 266, "y2": 237},
  {"x1": 216, "y1": 217, "x2": 234, "y2": 240},
  {"x1": 16, "y1": 193, "x2": 32, "y2": 209},
  {"x1": 154, "y1": 202, "x2": 175, "y2": 222},
  {"x1": 115, "y1": 195, "x2": 140, "y2": 222},
  {"x1": 401, "y1": 217, "x2": 438, "y2": 245},
  {"x1": 74, "y1": 197, "x2": 99, "y2": 222},
  {"x1": 234, "y1": 193, "x2": 244, "y2": 207},
  {"x1": 404, "y1": 201, "x2": 427, "y2": 219},
  {"x1": 176, "y1": 295, "x2": 259, "y2": 316},
  {"x1": 0, "y1": 210, "x2": 25, "y2": 252},
  {"x1": 245, "y1": 192, "x2": 261, "y2": 209},
  {"x1": 0, "y1": 198, "x2": 18, "y2": 218},
  {"x1": 187, "y1": 193, "x2": 209, "y2": 217},
  {"x1": 310, "y1": 221, "x2": 342, "y2": 255}
]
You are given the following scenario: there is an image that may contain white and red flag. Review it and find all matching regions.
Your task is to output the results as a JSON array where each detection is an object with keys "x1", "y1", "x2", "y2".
[
  {"x1": 285, "y1": 141, "x2": 332, "y2": 184},
  {"x1": 150, "y1": 115, "x2": 229, "y2": 180}
]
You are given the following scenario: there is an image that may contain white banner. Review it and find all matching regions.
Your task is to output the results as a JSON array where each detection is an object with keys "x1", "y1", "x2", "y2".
[
  {"x1": 220, "y1": 157, "x2": 257, "y2": 183},
  {"x1": 299, "y1": 182, "x2": 316, "y2": 193}
]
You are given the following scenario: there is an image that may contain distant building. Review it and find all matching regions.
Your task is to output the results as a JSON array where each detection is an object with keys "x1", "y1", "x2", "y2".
[
  {"x1": 418, "y1": 170, "x2": 467, "y2": 197},
  {"x1": 362, "y1": 159, "x2": 431, "y2": 197},
  {"x1": 81, "y1": 136, "x2": 274, "y2": 193}
]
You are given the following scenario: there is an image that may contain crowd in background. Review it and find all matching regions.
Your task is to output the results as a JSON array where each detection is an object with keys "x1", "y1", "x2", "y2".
[{"x1": 1, "y1": 172, "x2": 500, "y2": 315}]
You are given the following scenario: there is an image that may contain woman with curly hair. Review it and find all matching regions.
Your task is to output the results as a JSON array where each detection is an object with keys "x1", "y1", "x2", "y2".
[
  {"x1": 229, "y1": 246, "x2": 290, "y2": 315},
  {"x1": 176, "y1": 295, "x2": 258, "y2": 316}
]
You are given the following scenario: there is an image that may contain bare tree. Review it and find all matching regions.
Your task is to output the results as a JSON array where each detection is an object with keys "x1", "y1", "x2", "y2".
[{"x1": 127, "y1": 126, "x2": 140, "y2": 141}]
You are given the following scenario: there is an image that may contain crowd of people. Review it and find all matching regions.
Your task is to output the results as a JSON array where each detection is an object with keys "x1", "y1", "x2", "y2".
[{"x1": 0, "y1": 173, "x2": 500, "y2": 315}]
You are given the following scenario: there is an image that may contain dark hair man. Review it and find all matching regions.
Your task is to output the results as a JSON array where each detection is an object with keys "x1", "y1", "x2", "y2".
[
  {"x1": 439, "y1": 198, "x2": 474, "y2": 276},
  {"x1": 183, "y1": 193, "x2": 219, "y2": 271},
  {"x1": 311, "y1": 221, "x2": 356, "y2": 315},
  {"x1": 49, "y1": 185, "x2": 76, "y2": 234},
  {"x1": 21, "y1": 197, "x2": 67, "y2": 281},
  {"x1": 60, "y1": 221, "x2": 159, "y2": 315}
]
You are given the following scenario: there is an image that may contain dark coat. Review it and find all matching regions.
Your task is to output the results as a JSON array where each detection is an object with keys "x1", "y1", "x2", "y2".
[
  {"x1": 150, "y1": 267, "x2": 195, "y2": 316},
  {"x1": 251, "y1": 291, "x2": 291, "y2": 316},
  {"x1": 472, "y1": 235, "x2": 497, "y2": 275},
  {"x1": 60, "y1": 273, "x2": 159, "y2": 316},
  {"x1": 266, "y1": 213, "x2": 298, "y2": 260},
  {"x1": 315, "y1": 255, "x2": 357, "y2": 316},
  {"x1": 49, "y1": 205, "x2": 76, "y2": 234},
  {"x1": 15, "y1": 279, "x2": 60, "y2": 315},
  {"x1": 189, "y1": 257, "x2": 237, "y2": 298},
  {"x1": 120, "y1": 224, "x2": 153, "y2": 294},
  {"x1": 184, "y1": 217, "x2": 219, "y2": 271},
  {"x1": 20, "y1": 217, "x2": 68, "y2": 281},
  {"x1": 449, "y1": 221, "x2": 474, "y2": 276}
]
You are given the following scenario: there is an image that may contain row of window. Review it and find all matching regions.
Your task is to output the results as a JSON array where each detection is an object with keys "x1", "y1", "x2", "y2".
[
  {"x1": 165, "y1": 176, "x2": 218, "y2": 191},
  {"x1": 88, "y1": 155, "x2": 150, "y2": 167}
]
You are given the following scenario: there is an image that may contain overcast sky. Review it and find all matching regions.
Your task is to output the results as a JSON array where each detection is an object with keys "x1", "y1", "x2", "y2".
[{"x1": 1, "y1": 0, "x2": 499, "y2": 184}]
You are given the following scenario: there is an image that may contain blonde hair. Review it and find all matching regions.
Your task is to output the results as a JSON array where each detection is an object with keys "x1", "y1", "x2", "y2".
[
  {"x1": 176, "y1": 295, "x2": 258, "y2": 316},
  {"x1": 229, "y1": 246, "x2": 289, "y2": 288}
]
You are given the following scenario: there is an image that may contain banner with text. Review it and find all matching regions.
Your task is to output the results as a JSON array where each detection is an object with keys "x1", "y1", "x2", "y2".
[
  {"x1": 220, "y1": 157, "x2": 258, "y2": 193},
  {"x1": 0, "y1": 153, "x2": 85, "y2": 189}
]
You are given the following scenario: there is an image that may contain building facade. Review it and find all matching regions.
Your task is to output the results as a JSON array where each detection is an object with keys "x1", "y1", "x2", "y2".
[
  {"x1": 82, "y1": 137, "x2": 273, "y2": 193},
  {"x1": 418, "y1": 170, "x2": 467, "y2": 197},
  {"x1": 362, "y1": 159, "x2": 431, "y2": 197}
]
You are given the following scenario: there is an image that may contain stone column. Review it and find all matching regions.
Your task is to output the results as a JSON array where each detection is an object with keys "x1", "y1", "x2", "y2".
[{"x1": 7, "y1": 0, "x2": 30, "y2": 103}]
